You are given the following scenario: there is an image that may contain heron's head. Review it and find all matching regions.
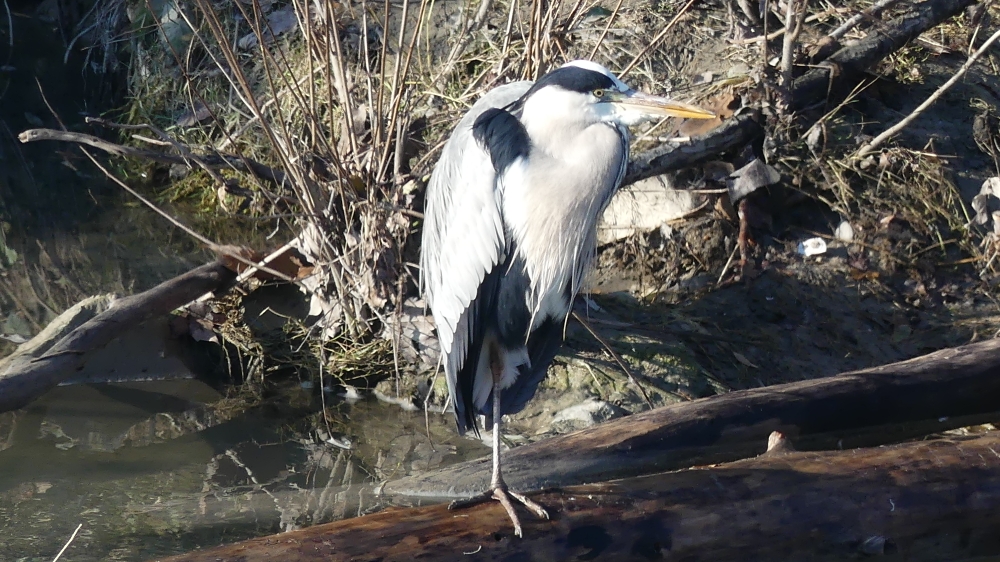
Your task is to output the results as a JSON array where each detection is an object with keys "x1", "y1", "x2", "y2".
[{"x1": 520, "y1": 60, "x2": 715, "y2": 128}]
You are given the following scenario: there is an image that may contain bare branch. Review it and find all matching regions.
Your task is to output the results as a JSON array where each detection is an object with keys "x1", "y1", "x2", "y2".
[
  {"x1": 829, "y1": 0, "x2": 900, "y2": 40},
  {"x1": 624, "y1": 112, "x2": 765, "y2": 187},
  {"x1": 780, "y1": 0, "x2": 807, "y2": 89},
  {"x1": 791, "y1": 0, "x2": 977, "y2": 111},
  {"x1": 18, "y1": 127, "x2": 290, "y2": 189}
]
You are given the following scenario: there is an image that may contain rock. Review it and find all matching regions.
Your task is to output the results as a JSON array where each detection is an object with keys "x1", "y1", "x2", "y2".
[
  {"x1": 549, "y1": 399, "x2": 627, "y2": 433},
  {"x1": 727, "y1": 158, "x2": 781, "y2": 202},
  {"x1": 835, "y1": 220, "x2": 855, "y2": 242},
  {"x1": 599, "y1": 175, "x2": 705, "y2": 245}
]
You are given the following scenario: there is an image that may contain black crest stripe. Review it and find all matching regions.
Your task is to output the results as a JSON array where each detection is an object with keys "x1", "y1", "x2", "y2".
[{"x1": 525, "y1": 66, "x2": 616, "y2": 96}]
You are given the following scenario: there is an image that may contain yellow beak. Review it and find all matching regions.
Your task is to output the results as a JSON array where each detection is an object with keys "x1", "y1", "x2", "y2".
[{"x1": 614, "y1": 90, "x2": 716, "y2": 120}]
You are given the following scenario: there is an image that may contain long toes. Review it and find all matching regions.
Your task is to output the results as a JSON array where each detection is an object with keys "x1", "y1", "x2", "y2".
[
  {"x1": 449, "y1": 487, "x2": 547, "y2": 537},
  {"x1": 493, "y1": 488, "x2": 524, "y2": 537},
  {"x1": 508, "y1": 491, "x2": 550, "y2": 520}
]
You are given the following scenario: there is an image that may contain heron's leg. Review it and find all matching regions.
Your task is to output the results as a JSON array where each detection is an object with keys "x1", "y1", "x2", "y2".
[{"x1": 448, "y1": 355, "x2": 548, "y2": 537}]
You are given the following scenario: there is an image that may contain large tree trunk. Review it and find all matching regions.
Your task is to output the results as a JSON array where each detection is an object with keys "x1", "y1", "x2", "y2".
[
  {"x1": 386, "y1": 337, "x2": 1000, "y2": 499},
  {"x1": 155, "y1": 432, "x2": 1000, "y2": 562}
]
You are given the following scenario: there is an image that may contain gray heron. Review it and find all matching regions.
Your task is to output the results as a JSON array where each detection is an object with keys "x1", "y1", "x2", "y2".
[{"x1": 420, "y1": 60, "x2": 714, "y2": 536}]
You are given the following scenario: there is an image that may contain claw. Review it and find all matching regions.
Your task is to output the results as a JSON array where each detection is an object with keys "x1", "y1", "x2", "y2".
[
  {"x1": 449, "y1": 484, "x2": 548, "y2": 538},
  {"x1": 508, "y1": 490, "x2": 550, "y2": 520}
]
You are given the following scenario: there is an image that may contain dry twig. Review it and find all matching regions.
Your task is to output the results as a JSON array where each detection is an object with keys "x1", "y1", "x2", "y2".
[
  {"x1": 829, "y1": 0, "x2": 900, "y2": 39},
  {"x1": 780, "y1": 0, "x2": 808, "y2": 89},
  {"x1": 620, "y1": 0, "x2": 698, "y2": 78},
  {"x1": 738, "y1": 6, "x2": 844, "y2": 44},
  {"x1": 51, "y1": 523, "x2": 83, "y2": 562},
  {"x1": 18, "y1": 127, "x2": 290, "y2": 189}
]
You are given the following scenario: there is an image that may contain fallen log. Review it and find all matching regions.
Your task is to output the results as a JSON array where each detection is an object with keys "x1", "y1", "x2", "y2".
[
  {"x1": 0, "y1": 260, "x2": 236, "y2": 413},
  {"x1": 156, "y1": 432, "x2": 1000, "y2": 562},
  {"x1": 386, "y1": 337, "x2": 1000, "y2": 499}
]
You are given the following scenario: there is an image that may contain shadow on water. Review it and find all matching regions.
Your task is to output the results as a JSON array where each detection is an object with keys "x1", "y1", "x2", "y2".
[{"x1": 0, "y1": 12, "x2": 487, "y2": 561}]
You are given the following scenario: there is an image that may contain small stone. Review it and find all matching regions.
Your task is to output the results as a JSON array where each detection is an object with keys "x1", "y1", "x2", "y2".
[
  {"x1": 551, "y1": 399, "x2": 626, "y2": 431},
  {"x1": 835, "y1": 221, "x2": 854, "y2": 242}
]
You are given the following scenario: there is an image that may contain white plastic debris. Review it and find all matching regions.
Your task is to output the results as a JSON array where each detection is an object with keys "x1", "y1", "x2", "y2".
[
  {"x1": 325, "y1": 435, "x2": 353, "y2": 450},
  {"x1": 797, "y1": 237, "x2": 827, "y2": 257},
  {"x1": 834, "y1": 221, "x2": 854, "y2": 242},
  {"x1": 0, "y1": 333, "x2": 27, "y2": 344},
  {"x1": 972, "y1": 177, "x2": 1000, "y2": 226}
]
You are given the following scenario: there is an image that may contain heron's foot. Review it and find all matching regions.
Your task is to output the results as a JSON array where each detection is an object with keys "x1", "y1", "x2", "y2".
[{"x1": 448, "y1": 485, "x2": 549, "y2": 537}]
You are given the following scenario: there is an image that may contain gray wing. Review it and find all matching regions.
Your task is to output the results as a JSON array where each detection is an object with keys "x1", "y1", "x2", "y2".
[{"x1": 420, "y1": 81, "x2": 533, "y2": 425}]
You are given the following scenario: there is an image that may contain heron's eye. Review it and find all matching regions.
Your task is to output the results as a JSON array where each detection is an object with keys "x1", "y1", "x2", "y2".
[{"x1": 592, "y1": 89, "x2": 605, "y2": 98}]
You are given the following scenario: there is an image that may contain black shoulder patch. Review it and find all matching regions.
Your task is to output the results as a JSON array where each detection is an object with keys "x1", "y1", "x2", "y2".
[
  {"x1": 472, "y1": 107, "x2": 530, "y2": 174},
  {"x1": 527, "y1": 66, "x2": 616, "y2": 96}
]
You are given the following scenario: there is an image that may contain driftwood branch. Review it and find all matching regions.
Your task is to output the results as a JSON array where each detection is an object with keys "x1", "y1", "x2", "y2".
[
  {"x1": 0, "y1": 260, "x2": 236, "y2": 413},
  {"x1": 157, "y1": 433, "x2": 1000, "y2": 562},
  {"x1": 17, "y1": 128, "x2": 289, "y2": 189},
  {"x1": 386, "y1": 337, "x2": 1000, "y2": 499},
  {"x1": 623, "y1": 0, "x2": 975, "y2": 186},
  {"x1": 791, "y1": 0, "x2": 976, "y2": 111},
  {"x1": 624, "y1": 112, "x2": 765, "y2": 186}
]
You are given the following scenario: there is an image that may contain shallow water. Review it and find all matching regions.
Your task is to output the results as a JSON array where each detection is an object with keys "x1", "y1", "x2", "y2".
[
  {"x1": 0, "y1": 380, "x2": 483, "y2": 561},
  {"x1": 0, "y1": 15, "x2": 207, "y2": 352}
]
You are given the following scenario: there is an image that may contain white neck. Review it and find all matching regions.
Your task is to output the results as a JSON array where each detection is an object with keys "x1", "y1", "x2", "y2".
[{"x1": 520, "y1": 87, "x2": 604, "y2": 158}]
